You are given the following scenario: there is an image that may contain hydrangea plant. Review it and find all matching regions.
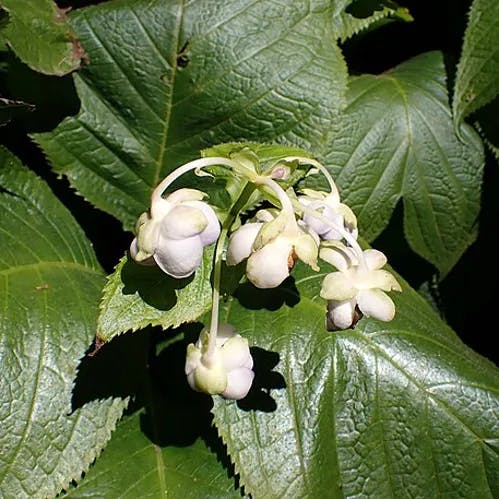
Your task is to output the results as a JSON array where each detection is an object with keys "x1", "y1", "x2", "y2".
[{"x1": 0, "y1": 0, "x2": 498, "y2": 497}]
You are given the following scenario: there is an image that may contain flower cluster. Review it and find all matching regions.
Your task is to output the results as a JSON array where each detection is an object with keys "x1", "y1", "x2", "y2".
[{"x1": 130, "y1": 150, "x2": 401, "y2": 400}]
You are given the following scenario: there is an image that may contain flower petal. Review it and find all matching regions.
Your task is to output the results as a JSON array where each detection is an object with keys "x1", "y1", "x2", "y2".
[
  {"x1": 166, "y1": 188, "x2": 205, "y2": 204},
  {"x1": 246, "y1": 237, "x2": 292, "y2": 288},
  {"x1": 364, "y1": 249, "x2": 387, "y2": 270},
  {"x1": 327, "y1": 298, "x2": 356, "y2": 330},
  {"x1": 222, "y1": 367, "x2": 254, "y2": 400},
  {"x1": 185, "y1": 200, "x2": 221, "y2": 246},
  {"x1": 154, "y1": 235, "x2": 203, "y2": 278},
  {"x1": 319, "y1": 243, "x2": 356, "y2": 272},
  {"x1": 221, "y1": 336, "x2": 253, "y2": 371},
  {"x1": 226, "y1": 223, "x2": 262, "y2": 265},
  {"x1": 160, "y1": 205, "x2": 208, "y2": 240},
  {"x1": 320, "y1": 271, "x2": 357, "y2": 300},
  {"x1": 368, "y1": 269, "x2": 402, "y2": 292},
  {"x1": 357, "y1": 289, "x2": 396, "y2": 321}
]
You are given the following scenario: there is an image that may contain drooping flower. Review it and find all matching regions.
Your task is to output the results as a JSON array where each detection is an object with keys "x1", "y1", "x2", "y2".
[
  {"x1": 227, "y1": 209, "x2": 319, "y2": 289},
  {"x1": 299, "y1": 189, "x2": 358, "y2": 241},
  {"x1": 185, "y1": 324, "x2": 254, "y2": 400},
  {"x1": 130, "y1": 188, "x2": 220, "y2": 278},
  {"x1": 320, "y1": 242, "x2": 401, "y2": 329}
]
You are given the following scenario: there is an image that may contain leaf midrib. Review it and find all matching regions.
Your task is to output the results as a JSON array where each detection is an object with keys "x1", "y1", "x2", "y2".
[{"x1": 154, "y1": 0, "x2": 185, "y2": 188}]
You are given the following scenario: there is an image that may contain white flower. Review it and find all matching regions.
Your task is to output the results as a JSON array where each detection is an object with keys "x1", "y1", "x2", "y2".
[
  {"x1": 299, "y1": 189, "x2": 358, "y2": 241},
  {"x1": 320, "y1": 243, "x2": 401, "y2": 329},
  {"x1": 130, "y1": 188, "x2": 220, "y2": 278},
  {"x1": 227, "y1": 210, "x2": 319, "y2": 289},
  {"x1": 185, "y1": 324, "x2": 254, "y2": 400}
]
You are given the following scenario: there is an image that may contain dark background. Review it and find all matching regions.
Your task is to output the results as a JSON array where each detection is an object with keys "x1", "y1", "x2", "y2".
[{"x1": 1, "y1": 0, "x2": 497, "y2": 365}]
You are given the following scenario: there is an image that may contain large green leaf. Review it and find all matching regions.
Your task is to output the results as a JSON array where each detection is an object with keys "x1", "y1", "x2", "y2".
[
  {"x1": 34, "y1": 0, "x2": 353, "y2": 231},
  {"x1": 317, "y1": 52, "x2": 484, "y2": 276},
  {"x1": 64, "y1": 408, "x2": 240, "y2": 497},
  {"x1": 98, "y1": 249, "x2": 214, "y2": 342},
  {"x1": 0, "y1": 0, "x2": 86, "y2": 75},
  {"x1": 453, "y1": 0, "x2": 499, "y2": 126},
  {"x1": 64, "y1": 329, "x2": 240, "y2": 497},
  {"x1": 0, "y1": 147, "x2": 127, "y2": 497},
  {"x1": 212, "y1": 262, "x2": 499, "y2": 498}
]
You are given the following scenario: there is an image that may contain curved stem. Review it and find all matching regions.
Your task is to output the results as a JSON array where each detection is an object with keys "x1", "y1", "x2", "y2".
[
  {"x1": 151, "y1": 157, "x2": 252, "y2": 217},
  {"x1": 204, "y1": 182, "x2": 257, "y2": 360},
  {"x1": 280, "y1": 156, "x2": 339, "y2": 199},
  {"x1": 255, "y1": 176, "x2": 298, "y2": 231}
]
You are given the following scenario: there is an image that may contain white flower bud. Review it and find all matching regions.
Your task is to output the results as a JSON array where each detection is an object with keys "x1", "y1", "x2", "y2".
[
  {"x1": 226, "y1": 222, "x2": 263, "y2": 265},
  {"x1": 185, "y1": 324, "x2": 254, "y2": 400},
  {"x1": 246, "y1": 236, "x2": 294, "y2": 289},
  {"x1": 130, "y1": 188, "x2": 220, "y2": 278},
  {"x1": 299, "y1": 189, "x2": 358, "y2": 241}
]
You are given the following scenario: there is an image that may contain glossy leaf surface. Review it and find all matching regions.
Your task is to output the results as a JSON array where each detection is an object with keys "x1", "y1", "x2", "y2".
[
  {"x1": 34, "y1": 0, "x2": 351, "y2": 230},
  {"x1": 319, "y1": 52, "x2": 484, "y2": 276},
  {"x1": 0, "y1": 147, "x2": 127, "y2": 498},
  {"x1": 212, "y1": 263, "x2": 499, "y2": 498}
]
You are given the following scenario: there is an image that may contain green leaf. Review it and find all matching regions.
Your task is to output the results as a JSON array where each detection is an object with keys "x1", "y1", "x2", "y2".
[
  {"x1": 64, "y1": 329, "x2": 240, "y2": 497},
  {"x1": 333, "y1": 0, "x2": 413, "y2": 42},
  {"x1": 453, "y1": 0, "x2": 499, "y2": 126},
  {"x1": 98, "y1": 247, "x2": 214, "y2": 343},
  {"x1": 212, "y1": 262, "x2": 499, "y2": 498},
  {"x1": 0, "y1": 147, "x2": 127, "y2": 497},
  {"x1": 34, "y1": 0, "x2": 349, "y2": 230},
  {"x1": 0, "y1": 0, "x2": 86, "y2": 76},
  {"x1": 318, "y1": 52, "x2": 484, "y2": 276},
  {"x1": 64, "y1": 410, "x2": 240, "y2": 498}
]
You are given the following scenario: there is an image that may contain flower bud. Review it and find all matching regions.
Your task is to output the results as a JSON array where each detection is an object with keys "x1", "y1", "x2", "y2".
[
  {"x1": 130, "y1": 188, "x2": 220, "y2": 278},
  {"x1": 299, "y1": 189, "x2": 358, "y2": 241},
  {"x1": 185, "y1": 324, "x2": 254, "y2": 400}
]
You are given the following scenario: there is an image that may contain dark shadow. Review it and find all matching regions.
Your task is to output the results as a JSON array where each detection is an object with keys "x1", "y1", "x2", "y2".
[
  {"x1": 71, "y1": 329, "x2": 152, "y2": 414},
  {"x1": 141, "y1": 326, "x2": 214, "y2": 447},
  {"x1": 0, "y1": 51, "x2": 80, "y2": 132},
  {"x1": 233, "y1": 277, "x2": 300, "y2": 311},
  {"x1": 120, "y1": 257, "x2": 195, "y2": 311},
  {"x1": 237, "y1": 347, "x2": 286, "y2": 413}
]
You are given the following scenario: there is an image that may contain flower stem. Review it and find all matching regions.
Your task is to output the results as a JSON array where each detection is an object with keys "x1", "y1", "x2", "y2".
[
  {"x1": 255, "y1": 176, "x2": 298, "y2": 231},
  {"x1": 151, "y1": 157, "x2": 253, "y2": 217},
  {"x1": 205, "y1": 182, "x2": 257, "y2": 359},
  {"x1": 280, "y1": 156, "x2": 340, "y2": 198}
]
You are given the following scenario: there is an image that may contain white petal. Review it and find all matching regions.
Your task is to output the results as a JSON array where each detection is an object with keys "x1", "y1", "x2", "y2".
[
  {"x1": 160, "y1": 205, "x2": 208, "y2": 240},
  {"x1": 150, "y1": 197, "x2": 171, "y2": 219},
  {"x1": 319, "y1": 244, "x2": 356, "y2": 272},
  {"x1": 327, "y1": 299, "x2": 356, "y2": 330},
  {"x1": 357, "y1": 289, "x2": 396, "y2": 321},
  {"x1": 129, "y1": 238, "x2": 156, "y2": 265},
  {"x1": 226, "y1": 223, "x2": 262, "y2": 265},
  {"x1": 166, "y1": 188, "x2": 205, "y2": 204},
  {"x1": 302, "y1": 200, "x2": 332, "y2": 237},
  {"x1": 154, "y1": 235, "x2": 203, "y2": 278},
  {"x1": 320, "y1": 271, "x2": 357, "y2": 300},
  {"x1": 220, "y1": 336, "x2": 253, "y2": 371},
  {"x1": 246, "y1": 237, "x2": 292, "y2": 289},
  {"x1": 364, "y1": 249, "x2": 387, "y2": 270},
  {"x1": 215, "y1": 323, "x2": 238, "y2": 347},
  {"x1": 185, "y1": 200, "x2": 221, "y2": 246},
  {"x1": 368, "y1": 269, "x2": 402, "y2": 292},
  {"x1": 222, "y1": 367, "x2": 255, "y2": 400}
]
